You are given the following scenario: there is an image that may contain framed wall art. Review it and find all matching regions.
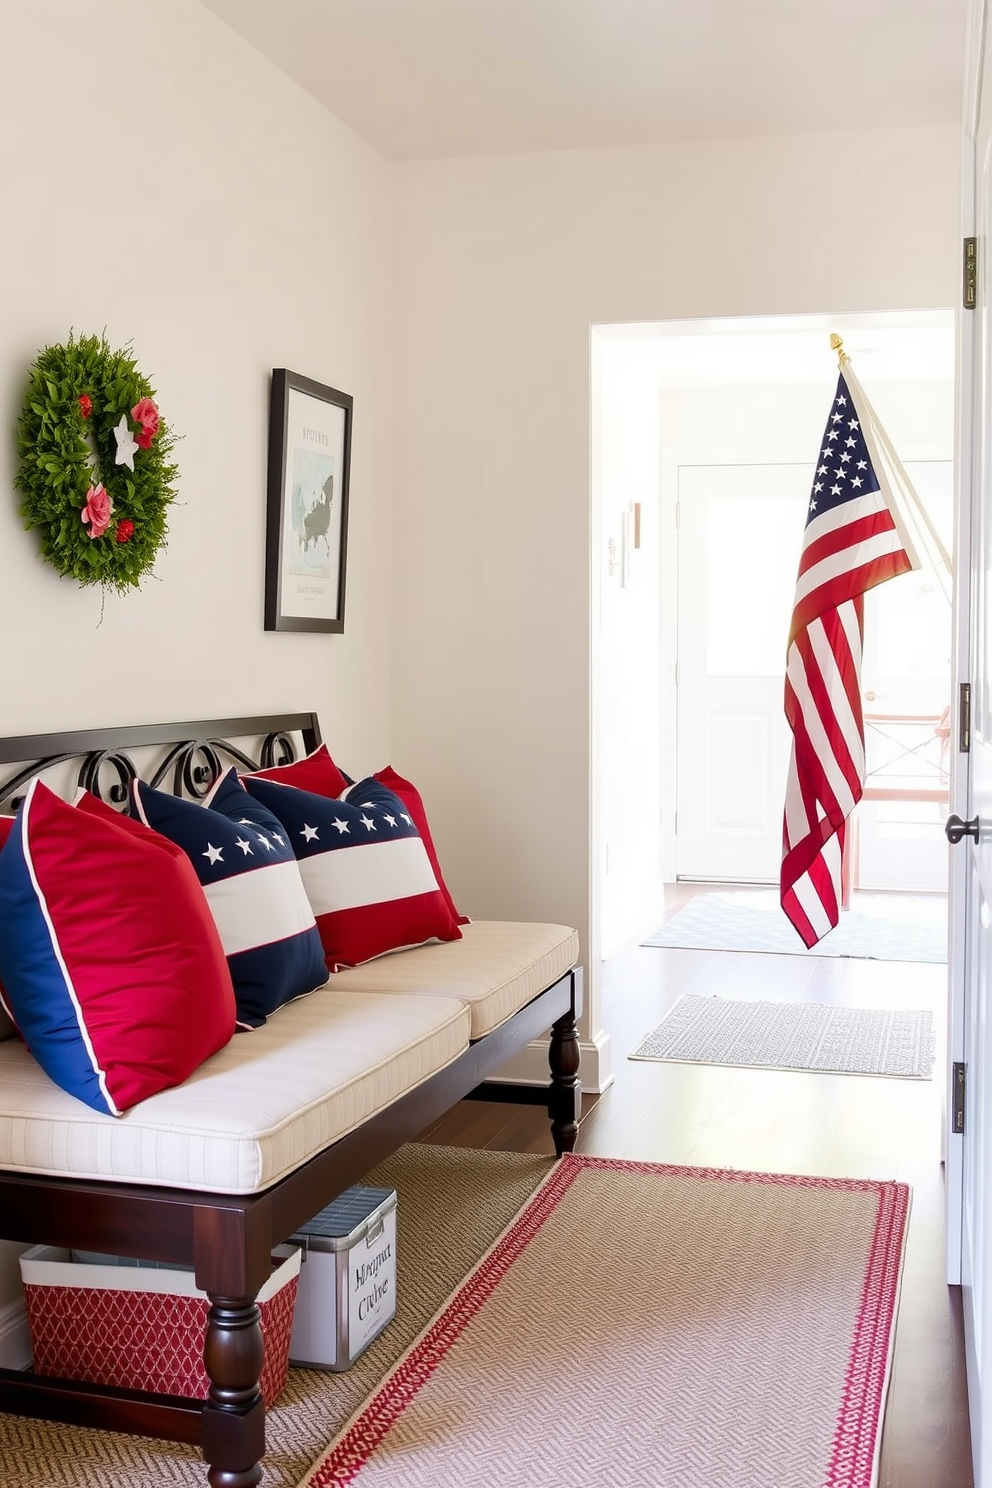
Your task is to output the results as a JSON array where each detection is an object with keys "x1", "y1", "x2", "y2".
[{"x1": 264, "y1": 369, "x2": 352, "y2": 632}]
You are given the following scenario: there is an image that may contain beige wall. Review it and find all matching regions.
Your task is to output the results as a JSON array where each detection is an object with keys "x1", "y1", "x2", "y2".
[
  {"x1": 0, "y1": 0, "x2": 393, "y2": 1351},
  {"x1": 0, "y1": 0, "x2": 392, "y2": 770},
  {"x1": 390, "y1": 126, "x2": 960, "y2": 1045}
]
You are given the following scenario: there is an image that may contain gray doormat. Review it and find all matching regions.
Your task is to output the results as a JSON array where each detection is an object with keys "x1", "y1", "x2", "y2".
[
  {"x1": 641, "y1": 889, "x2": 947, "y2": 962},
  {"x1": 630, "y1": 994, "x2": 936, "y2": 1078}
]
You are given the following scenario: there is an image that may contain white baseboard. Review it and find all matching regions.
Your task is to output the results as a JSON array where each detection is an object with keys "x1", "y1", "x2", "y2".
[
  {"x1": 0, "y1": 1298, "x2": 30, "y2": 1371},
  {"x1": 487, "y1": 1027, "x2": 614, "y2": 1095}
]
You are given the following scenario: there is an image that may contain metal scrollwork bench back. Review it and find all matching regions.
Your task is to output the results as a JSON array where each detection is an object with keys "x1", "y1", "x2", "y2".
[{"x1": 0, "y1": 711, "x2": 322, "y2": 814}]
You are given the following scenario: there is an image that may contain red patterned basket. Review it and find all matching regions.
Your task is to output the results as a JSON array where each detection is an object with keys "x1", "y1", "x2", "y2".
[{"x1": 20, "y1": 1243, "x2": 300, "y2": 1402}]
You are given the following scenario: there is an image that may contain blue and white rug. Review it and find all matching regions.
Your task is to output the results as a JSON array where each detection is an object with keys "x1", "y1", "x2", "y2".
[
  {"x1": 630, "y1": 994, "x2": 936, "y2": 1078},
  {"x1": 642, "y1": 889, "x2": 947, "y2": 963}
]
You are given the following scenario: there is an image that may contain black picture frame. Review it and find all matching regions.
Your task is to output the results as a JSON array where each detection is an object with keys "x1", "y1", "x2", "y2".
[{"x1": 264, "y1": 369, "x2": 352, "y2": 633}]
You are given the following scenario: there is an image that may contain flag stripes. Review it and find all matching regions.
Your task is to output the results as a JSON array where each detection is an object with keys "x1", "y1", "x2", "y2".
[
  {"x1": 786, "y1": 606, "x2": 865, "y2": 815},
  {"x1": 789, "y1": 506, "x2": 913, "y2": 641}
]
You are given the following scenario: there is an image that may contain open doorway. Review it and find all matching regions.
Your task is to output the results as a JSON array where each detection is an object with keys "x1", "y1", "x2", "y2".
[
  {"x1": 590, "y1": 308, "x2": 967, "y2": 1486},
  {"x1": 593, "y1": 308, "x2": 955, "y2": 959}
]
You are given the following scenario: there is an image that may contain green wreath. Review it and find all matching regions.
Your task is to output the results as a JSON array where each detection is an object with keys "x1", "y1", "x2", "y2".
[{"x1": 15, "y1": 333, "x2": 179, "y2": 592}]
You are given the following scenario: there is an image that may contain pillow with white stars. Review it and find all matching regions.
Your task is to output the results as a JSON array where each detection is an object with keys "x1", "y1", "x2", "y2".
[
  {"x1": 130, "y1": 769, "x2": 328, "y2": 1028},
  {"x1": 243, "y1": 750, "x2": 469, "y2": 930},
  {"x1": 241, "y1": 773, "x2": 462, "y2": 971}
]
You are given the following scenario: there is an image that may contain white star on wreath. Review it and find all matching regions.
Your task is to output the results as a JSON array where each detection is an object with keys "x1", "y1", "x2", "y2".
[{"x1": 113, "y1": 415, "x2": 139, "y2": 471}]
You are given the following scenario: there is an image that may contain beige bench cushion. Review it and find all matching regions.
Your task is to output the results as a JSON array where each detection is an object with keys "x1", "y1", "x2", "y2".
[
  {"x1": 329, "y1": 921, "x2": 579, "y2": 1037},
  {"x1": 0, "y1": 987, "x2": 470, "y2": 1195}
]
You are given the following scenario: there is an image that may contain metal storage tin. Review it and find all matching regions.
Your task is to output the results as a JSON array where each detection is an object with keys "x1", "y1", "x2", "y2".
[{"x1": 288, "y1": 1185, "x2": 397, "y2": 1371}]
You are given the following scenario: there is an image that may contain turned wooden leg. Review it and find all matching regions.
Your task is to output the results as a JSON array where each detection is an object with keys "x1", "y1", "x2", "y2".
[
  {"x1": 201, "y1": 1295, "x2": 266, "y2": 1488},
  {"x1": 549, "y1": 1008, "x2": 581, "y2": 1155}
]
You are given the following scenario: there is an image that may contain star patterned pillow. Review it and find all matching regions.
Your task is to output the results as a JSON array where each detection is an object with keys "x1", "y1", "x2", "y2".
[
  {"x1": 130, "y1": 768, "x2": 328, "y2": 1028},
  {"x1": 242, "y1": 748, "x2": 469, "y2": 927},
  {"x1": 241, "y1": 773, "x2": 462, "y2": 970}
]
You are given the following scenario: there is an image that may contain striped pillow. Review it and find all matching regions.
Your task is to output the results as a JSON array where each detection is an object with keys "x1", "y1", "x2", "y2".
[{"x1": 131, "y1": 769, "x2": 328, "y2": 1028}]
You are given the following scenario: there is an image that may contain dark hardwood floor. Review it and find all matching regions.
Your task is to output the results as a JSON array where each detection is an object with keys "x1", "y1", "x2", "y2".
[{"x1": 421, "y1": 886, "x2": 973, "y2": 1488}]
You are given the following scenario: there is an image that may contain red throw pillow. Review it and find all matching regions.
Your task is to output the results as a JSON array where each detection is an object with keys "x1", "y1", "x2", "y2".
[
  {"x1": 0, "y1": 818, "x2": 14, "y2": 1030},
  {"x1": 0, "y1": 783, "x2": 236, "y2": 1115},
  {"x1": 245, "y1": 743, "x2": 349, "y2": 797}
]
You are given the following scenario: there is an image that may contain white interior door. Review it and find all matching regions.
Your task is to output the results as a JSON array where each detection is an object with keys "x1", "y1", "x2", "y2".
[{"x1": 675, "y1": 462, "x2": 808, "y2": 881}]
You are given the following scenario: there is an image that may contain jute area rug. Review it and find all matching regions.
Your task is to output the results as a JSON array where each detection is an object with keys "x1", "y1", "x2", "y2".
[
  {"x1": 0, "y1": 1145, "x2": 554, "y2": 1488},
  {"x1": 300, "y1": 1156, "x2": 908, "y2": 1488},
  {"x1": 641, "y1": 888, "x2": 947, "y2": 963},
  {"x1": 630, "y1": 994, "x2": 937, "y2": 1079}
]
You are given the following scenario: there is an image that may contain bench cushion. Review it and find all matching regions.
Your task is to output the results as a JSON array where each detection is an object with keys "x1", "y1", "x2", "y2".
[
  {"x1": 329, "y1": 921, "x2": 579, "y2": 1037},
  {"x1": 0, "y1": 988, "x2": 471, "y2": 1194}
]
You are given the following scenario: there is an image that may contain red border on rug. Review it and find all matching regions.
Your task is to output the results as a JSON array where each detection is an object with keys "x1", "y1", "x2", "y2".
[{"x1": 299, "y1": 1154, "x2": 909, "y2": 1488}]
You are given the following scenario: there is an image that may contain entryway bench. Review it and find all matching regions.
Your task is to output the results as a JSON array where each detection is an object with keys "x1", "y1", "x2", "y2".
[{"x1": 0, "y1": 713, "x2": 581, "y2": 1487}]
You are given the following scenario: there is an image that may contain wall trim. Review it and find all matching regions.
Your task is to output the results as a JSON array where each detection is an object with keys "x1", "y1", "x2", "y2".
[
  {"x1": 484, "y1": 966, "x2": 613, "y2": 1094},
  {"x1": 0, "y1": 1297, "x2": 30, "y2": 1371},
  {"x1": 488, "y1": 1028, "x2": 614, "y2": 1095}
]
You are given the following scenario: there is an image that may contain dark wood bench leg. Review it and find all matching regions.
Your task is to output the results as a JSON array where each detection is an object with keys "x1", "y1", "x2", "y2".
[
  {"x1": 549, "y1": 1008, "x2": 581, "y2": 1155},
  {"x1": 201, "y1": 1295, "x2": 266, "y2": 1488}
]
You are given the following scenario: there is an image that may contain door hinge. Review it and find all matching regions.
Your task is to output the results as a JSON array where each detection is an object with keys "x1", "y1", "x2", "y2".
[
  {"x1": 953, "y1": 1062, "x2": 967, "y2": 1134},
  {"x1": 960, "y1": 682, "x2": 972, "y2": 753},
  {"x1": 965, "y1": 237, "x2": 977, "y2": 309}
]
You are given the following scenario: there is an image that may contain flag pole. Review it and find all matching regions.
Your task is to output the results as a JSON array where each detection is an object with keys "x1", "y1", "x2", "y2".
[{"x1": 830, "y1": 334, "x2": 953, "y2": 595}]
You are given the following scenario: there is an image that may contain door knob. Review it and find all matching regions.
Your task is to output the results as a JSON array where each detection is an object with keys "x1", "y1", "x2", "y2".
[{"x1": 945, "y1": 813, "x2": 981, "y2": 844}]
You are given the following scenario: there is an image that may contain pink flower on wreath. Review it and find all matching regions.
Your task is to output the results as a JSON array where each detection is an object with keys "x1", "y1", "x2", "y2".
[
  {"x1": 81, "y1": 483, "x2": 113, "y2": 539},
  {"x1": 131, "y1": 397, "x2": 160, "y2": 450}
]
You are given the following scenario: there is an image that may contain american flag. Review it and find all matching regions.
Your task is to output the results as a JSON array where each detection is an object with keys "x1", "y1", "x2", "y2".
[{"x1": 780, "y1": 371, "x2": 919, "y2": 948}]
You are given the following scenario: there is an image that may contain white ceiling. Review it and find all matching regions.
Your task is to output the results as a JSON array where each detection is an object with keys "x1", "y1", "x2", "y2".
[{"x1": 200, "y1": 0, "x2": 967, "y2": 161}]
